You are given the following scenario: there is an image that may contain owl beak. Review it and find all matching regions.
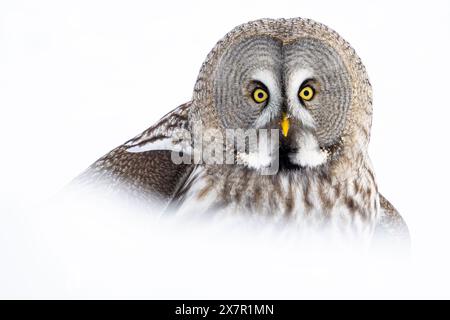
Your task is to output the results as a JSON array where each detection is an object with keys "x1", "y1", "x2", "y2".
[{"x1": 281, "y1": 113, "x2": 290, "y2": 137}]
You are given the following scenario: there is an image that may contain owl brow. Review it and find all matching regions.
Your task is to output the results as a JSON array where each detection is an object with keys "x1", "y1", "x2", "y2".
[
  {"x1": 251, "y1": 80, "x2": 269, "y2": 89},
  {"x1": 299, "y1": 78, "x2": 315, "y2": 87}
]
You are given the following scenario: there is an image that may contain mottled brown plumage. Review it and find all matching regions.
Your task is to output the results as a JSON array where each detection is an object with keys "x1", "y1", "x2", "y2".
[{"x1": 75, "y1": 102, "x2": 195, "y2": 206}]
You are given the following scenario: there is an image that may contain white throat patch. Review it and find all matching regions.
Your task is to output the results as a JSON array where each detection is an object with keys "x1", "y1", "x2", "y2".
[{"x1": 289, "y1": 131, "x2": 328, "y2": 168}]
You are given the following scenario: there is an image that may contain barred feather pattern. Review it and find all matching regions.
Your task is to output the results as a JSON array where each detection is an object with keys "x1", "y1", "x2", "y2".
[{"x1": 174, "y1": 157, "x2": 379, "y2": 237}]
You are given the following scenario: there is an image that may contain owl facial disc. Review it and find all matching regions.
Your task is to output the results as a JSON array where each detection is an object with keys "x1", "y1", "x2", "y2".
[{"x1": 211, "y1": 32, "x2": 351, "y2": 171}]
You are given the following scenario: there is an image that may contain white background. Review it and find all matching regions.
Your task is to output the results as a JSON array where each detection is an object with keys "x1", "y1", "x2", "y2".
[{"x1": 1, "y1": 0, "x2": 450, "y2": 299}]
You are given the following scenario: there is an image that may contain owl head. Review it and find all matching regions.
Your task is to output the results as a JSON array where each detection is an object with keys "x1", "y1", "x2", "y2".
[{"x1": 191, "y1": 18, "x2": 372, "y2": 175}]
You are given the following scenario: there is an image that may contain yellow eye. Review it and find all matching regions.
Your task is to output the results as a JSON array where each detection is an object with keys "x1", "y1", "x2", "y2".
[
  {"x1": 252, "y1": 88, "x2": 269, "y2": 103},
  {"x1": 299, "y1": 86, "x2": 315, "y2": 101}
]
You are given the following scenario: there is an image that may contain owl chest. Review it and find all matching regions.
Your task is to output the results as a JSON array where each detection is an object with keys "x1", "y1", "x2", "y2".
[{"x1": 176, "y1": 167, "x2": 379, "y2": 234}]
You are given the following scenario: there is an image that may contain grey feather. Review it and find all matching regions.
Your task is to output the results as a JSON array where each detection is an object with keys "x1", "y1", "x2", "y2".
[
  {"x1": 374, "y1": 194, "x2": 410, "y2": 245},
  {"x1": 74, "y1": 102, "x2": 194, "y2": 207}
]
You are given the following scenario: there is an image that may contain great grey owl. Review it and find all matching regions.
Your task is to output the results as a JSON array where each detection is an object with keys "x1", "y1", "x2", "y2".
[{"x1": 75, "y1": 18, "x2": 409, "y2": 244}]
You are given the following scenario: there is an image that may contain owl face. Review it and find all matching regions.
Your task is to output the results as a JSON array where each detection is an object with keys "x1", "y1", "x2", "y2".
[{"x1": 213, "y1": 34, "x2": 352, "y2": 169}]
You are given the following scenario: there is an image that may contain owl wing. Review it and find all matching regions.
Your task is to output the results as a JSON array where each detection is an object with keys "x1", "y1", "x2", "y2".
[
  {"x1": 74, "y1": 102, "x2": 195, "y2": 207},
  {"x1": 373, "y1": 194, "x2": 411, "y2": 249}
]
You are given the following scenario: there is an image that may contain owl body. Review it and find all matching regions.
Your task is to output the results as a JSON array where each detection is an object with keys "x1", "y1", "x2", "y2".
[
  {"x1": 75, "y1": 18, "x2": 409, "y2": 245},
  {"x1": 173, "y1": 156, "x2": 379, "y2": 237}
]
